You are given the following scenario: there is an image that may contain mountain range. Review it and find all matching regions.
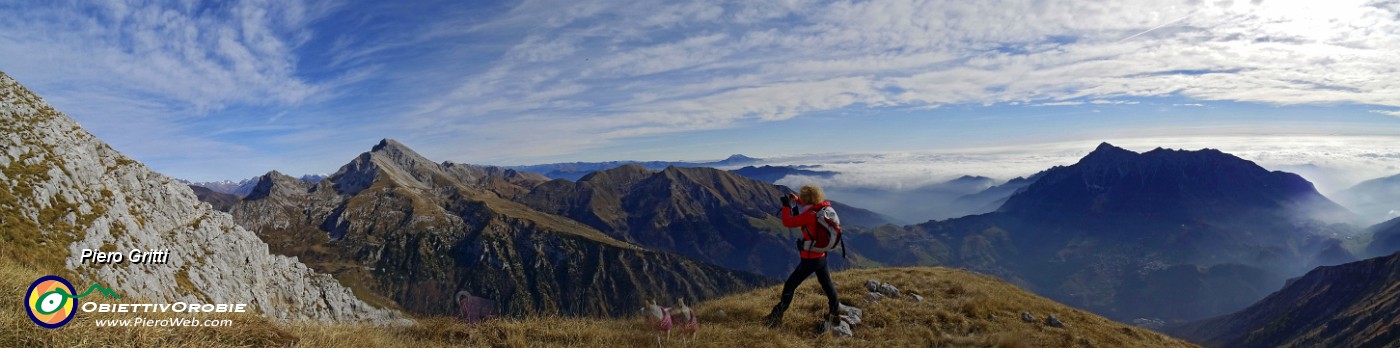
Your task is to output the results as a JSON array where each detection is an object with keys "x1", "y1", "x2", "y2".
[
  {"x1": 843, "y1": 143, "x2": 1363, "y2": 322},
  {"x1": 824, "y1": 175, "x2": 999, "y2": 223},
  {"x1": 182, "y1": 174, "x2": 326, "y2": 196},
  {"x1": 519, "y1": 163, "x2": 899, "y2": 277},
  {"x1": 188, "y1": 185, "x2": 240, "y2": 212},
  {"x1": 950, "y1": 173, "x2": 1042, "y2": 216},
  {"x1": 179, "y1": 177, "x2": 261, "y2": 196},
  {"x1": 728, "y1": 164, "x2": 837, "y2": 183},
  {"x1": 215, "y1": 139, "x2": 1380, "y2": 325},
  {"x1": 1334, "y1": 172, "x2": 1400, "y2": 225},
  {"x1": 509, "y1": 155, "x2": 1033, "y2": 225},
  {"x1": 507, "y1": 154, "x2": 762, "y2": 181},
  {"x1": 229, "y1": 140, "x2": 771, "y2": 317}
]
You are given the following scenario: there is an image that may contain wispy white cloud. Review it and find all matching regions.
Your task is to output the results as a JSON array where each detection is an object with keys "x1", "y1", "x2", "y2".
[
  {"x1": 1031, "y1": 99, "x2": 1144, "y2": 107},
  {"x1": 0, "y1": 0, "x2": 392, "y2": 180},
  {"x1": 1372, "y1": 110, "x2": 1400, "y2": 117},
  {"x1": 0, "y1": 0, "x2": 336, "y2": 113},
  {"x1": 1033, "y1": 101, "x2": 1085, "y2": 107},
  {"x1": 1090, "y1": 100, "x2": 1140, "y2": 105},
  {"x1": 397, "y1": 0, "x2": 1400, "y2": 163}
]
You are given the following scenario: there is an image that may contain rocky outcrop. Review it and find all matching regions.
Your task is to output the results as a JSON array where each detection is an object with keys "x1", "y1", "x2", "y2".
[
  {"x1": 877, "y1": 282, "x2": 901, "y2": 298},
  {"x1": 0, "y1": 70, "x2": 401, "y2": 324},
  {"x1": 864, "y1": 278, "x2": 903, "y2": 298}
]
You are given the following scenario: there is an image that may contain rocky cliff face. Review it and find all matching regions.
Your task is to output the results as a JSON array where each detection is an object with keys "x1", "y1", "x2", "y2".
[
  {"x1": 231, "y1": 140, "x2": 770, "y2": 317},
  {"x1": 0, "y1": 71, "x2": 401, "y2": 324}
]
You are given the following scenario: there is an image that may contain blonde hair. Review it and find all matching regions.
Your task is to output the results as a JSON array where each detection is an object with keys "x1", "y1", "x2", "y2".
[{"x1": 799, "y1": 185, "x2": 825, "y2": 204}]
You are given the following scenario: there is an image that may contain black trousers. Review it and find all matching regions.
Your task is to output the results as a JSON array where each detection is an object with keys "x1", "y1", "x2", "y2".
[{"x1": 777, "y1": 257, "x2": 840, "y2": 315}]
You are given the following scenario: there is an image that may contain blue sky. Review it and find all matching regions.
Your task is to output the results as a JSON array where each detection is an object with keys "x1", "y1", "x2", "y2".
[{"x1": 1, "y1": 0, "x2": 1399, "y2": 182}]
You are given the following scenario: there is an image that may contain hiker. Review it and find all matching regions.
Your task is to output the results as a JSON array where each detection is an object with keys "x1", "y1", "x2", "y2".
[{"x1": 763, "y1": 184, "x2": 843, "y2": 330}]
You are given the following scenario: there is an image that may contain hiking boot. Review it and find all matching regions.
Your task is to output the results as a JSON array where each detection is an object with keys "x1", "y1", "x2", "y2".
[
  {"x1": 763, "y1": 304, "x2": 786, "y2": 328},
  {"x1": 816, "y1": 313, "x2": 838, "y2": 334}
]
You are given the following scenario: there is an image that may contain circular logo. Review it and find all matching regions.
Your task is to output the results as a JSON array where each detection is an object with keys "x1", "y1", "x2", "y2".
[{"x1": 26, "y1": 275, "x2": 78, "y2": 329}]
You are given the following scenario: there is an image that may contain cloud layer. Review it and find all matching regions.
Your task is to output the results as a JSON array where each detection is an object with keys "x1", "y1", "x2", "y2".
[
  {"x1": 771, "y1": 135, "x2": 1400, "y2": 196},
  {"x1": 2, "y1": 0, "x2": 1399, "y2": 180}
]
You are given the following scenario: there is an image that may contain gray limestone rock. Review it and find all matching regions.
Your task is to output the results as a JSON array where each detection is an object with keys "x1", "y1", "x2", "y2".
[
  {"x1": 0, "y1": 71, "x2": 405, "y2": 325},
  {"x1": 877, "y1": 282, "x2": 901, "y2": 298},
  {"x1": 824, "y1": 318, "x2": 853, "y2": 337},
  {"x1": 839, "y1": 304, "x2": 863, "y2": 325}
]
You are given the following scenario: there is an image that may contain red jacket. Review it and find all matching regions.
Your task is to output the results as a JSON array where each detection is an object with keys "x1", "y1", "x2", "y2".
[{"x1": 782, "y1": 200, "x2": 832, "y2": 259}]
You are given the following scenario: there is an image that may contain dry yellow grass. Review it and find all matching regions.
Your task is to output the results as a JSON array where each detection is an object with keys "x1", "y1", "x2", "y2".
[{"x1": 2, "y1": 255, "x2": 1195, "y2": 347}]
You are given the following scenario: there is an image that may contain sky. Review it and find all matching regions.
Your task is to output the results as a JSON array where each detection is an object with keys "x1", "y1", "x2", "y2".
[{"x1": 1, "y1": 0, "x2": 1399, "y2": 183}]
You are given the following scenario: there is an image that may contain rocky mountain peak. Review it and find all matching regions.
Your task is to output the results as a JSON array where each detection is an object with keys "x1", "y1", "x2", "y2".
[
  {"x1": 368, "y1": 138, "x2": 438, "y2": 170},
  {"x1": 1079, "y1": 142, "x2": 1138, "y2": 164},
  {"x1": 331, "y1": 139, "x2": 446, "y2": 194},
  {"x1": 245, "y1": 170, "x2": 308, "y2": 201},
  {"x1": 325, "y1": 139, "x2": 543, "y2": 199},
  {"x1": 372, "y1": 138, "x2": 402, "y2": 151},
  {"x1": 720, "y1": 154, "x2": 759, "y2": 164}
]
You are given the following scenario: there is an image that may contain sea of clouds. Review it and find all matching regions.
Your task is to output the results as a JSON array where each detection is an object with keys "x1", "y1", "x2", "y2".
[{"x1": 767, "y1": 135, "x2": 1400, "y2": 196}]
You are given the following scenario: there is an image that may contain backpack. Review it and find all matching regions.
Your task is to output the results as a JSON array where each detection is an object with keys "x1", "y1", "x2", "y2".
[{"x1": 799, "y1": 205, "x2": 846, "y2": 257}]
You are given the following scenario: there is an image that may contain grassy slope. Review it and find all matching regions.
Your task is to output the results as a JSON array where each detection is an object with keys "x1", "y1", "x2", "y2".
[{"x1": 3, "y1": 257, "x2": 1193, "y2": 348}]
